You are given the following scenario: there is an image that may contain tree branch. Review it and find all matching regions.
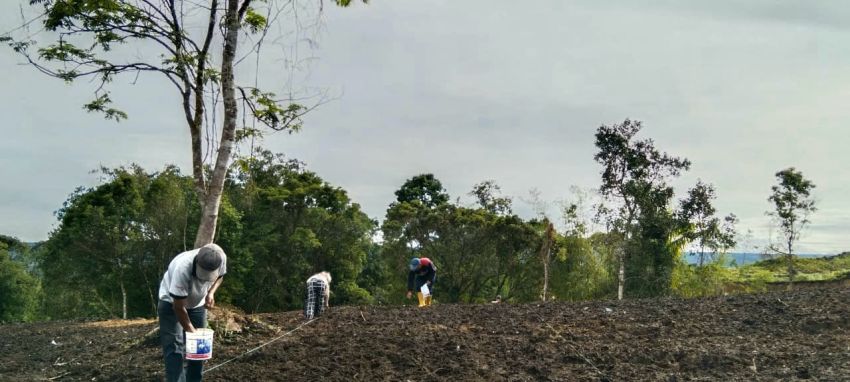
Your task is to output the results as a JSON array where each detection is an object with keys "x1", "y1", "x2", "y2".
[{"x1": 238, "y1": 0, "x2": 253, "y2": 20}]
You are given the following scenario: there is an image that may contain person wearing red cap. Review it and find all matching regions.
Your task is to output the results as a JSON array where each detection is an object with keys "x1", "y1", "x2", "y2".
[{"x1": 406, "y1": 257, "x2": 437, "y2": 307}]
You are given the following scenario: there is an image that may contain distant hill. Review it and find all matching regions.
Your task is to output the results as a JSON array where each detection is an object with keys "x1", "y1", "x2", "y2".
[
  {"x1": 732, "y1": 252, "x2": 850, "y2": 284},
  {"x1": 684, "y1": 252, "x2": 834, "y2": 267}
]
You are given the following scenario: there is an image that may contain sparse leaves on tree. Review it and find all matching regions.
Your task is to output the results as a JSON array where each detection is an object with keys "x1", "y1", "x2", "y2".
[{"x1": 767, "y1": 167, "x2": 816, "y2": 282}]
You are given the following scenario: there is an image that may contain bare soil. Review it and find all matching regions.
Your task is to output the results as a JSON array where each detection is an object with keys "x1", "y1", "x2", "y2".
[{"x1": 2, "y1": 287, "x2": 850, "y2": 381}]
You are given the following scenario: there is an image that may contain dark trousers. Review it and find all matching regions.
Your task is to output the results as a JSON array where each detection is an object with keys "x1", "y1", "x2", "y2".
[
  {"x1": 414, "y1": 275, "x2": 435, "y2": 294},
  {"x1": 304, "y1": 280, "x2": 327, "y2": 320},
  {"x1": 158, "y1": 300, "x2": 207, "y2": 382}
]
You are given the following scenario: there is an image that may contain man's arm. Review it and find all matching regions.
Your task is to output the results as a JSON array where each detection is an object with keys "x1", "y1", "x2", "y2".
[
  {"x1": 323, "y1": 284, "x2": 330, "y2": 308},
  {"x1": 405, "y1": 271, "x2": 415, "y2": 298},
  {"x1": 205, "y1": 276, "x2": 224, "y2": 308},
  {"x1": 172, "y1": 298, "x2": 196, "y2": 333}
]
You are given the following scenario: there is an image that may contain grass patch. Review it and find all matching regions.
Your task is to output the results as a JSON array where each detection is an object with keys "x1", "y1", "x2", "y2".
[{"x1": 733, "y1": 252, "x2": 850, "y2": 284}]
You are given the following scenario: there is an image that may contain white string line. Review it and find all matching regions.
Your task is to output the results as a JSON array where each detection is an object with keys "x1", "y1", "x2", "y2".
[{"x1": 204, "y1": 317, "x2": 319, "y2": 374}]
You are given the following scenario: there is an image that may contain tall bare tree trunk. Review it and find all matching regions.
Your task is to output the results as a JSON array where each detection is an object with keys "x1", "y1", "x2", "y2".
[
  {"x1": 540, "y1": 221, "x2": 554, "y2": 302},
  {"x1": 120, "y1": 280, "x2": 127, "y2": 320},
  {"x1": 617, "y1": 248, "x2": 625, "y2": 300},
  {"x1": 786, "y1": 239, "x2": 794, "y2": 285},
  {"x1": 617, "y1": 209, "x2": 635, "y2": 301},
  {"x1": 140, "y1": 263, "x2": 157, "y2": 315},
  {"x1": 541, "y1": 255, "x2": 549, "y2": 302},
  {"x1": 194, "y1": 0, "x2": 242, "y2": 248},
  {"x1": 116, "y1": 258, "x2": 128, "y2": 319}
]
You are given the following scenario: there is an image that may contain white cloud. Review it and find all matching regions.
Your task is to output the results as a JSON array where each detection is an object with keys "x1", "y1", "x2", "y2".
[{"x1": 1, "y1": 1, "x2": 847, "y2": 253}]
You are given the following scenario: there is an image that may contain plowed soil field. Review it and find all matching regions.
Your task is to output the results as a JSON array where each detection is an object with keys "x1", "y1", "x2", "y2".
[{"x1": 2, "y1": 287, "x2": 849, "y2": 381}]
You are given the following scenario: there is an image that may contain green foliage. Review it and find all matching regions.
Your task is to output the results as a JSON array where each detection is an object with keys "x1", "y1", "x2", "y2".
[
  {"x1": 427, "y1": 206, "x2": 505, "y2": 302},
  {"x1": 334, "y1": 0, "x2": 369, "y2": 6},
  {"x1": 594, "y1": 120, "x2": 690, "y2": 208},
  {"x1": 735, "y1": 253, "x2": 850, "y2": 284},
  {"x1": 10, "y1": 0, "x2": 344, "y2": 128},
  {"x1": 5, "y1": 5, "x2": 367, "y2": 266},
  {"x1": 678, "y1": 181, "x2": 737, "y2": 266},
  {"x1": 245, "y1": 88, "x2": 305, "y2": 132},
  {"x1": 766, "y1": 167, "x2": 817, "y2": 282},
  {"x1": 209, "y1": 194, "x2": 244, "y2": 305},
  {"x1": 335, "y1": 281, "x2": 374, "y2": 305},
  {"x1": 0, "y1": 237, "x2": 41, "y2": 322},
  {"x1": 594, "y1": 119, "x2": 691, "y2": 298},
  {"x1": 768, "y1": 167, "x2": 817, "y2": 250},
  {"x1": 38, "y1": 42, "x2": 97, "y2": 63},
  {"x1": 44, "y1": 167, "x2": 145, "y2": 318},
  {"x1": 12, "y1": 0, "x2": 164, "y2": 121},
  {"x1": 382, "y1": 177, "x2": 549, "y2": 304},
  {"x1": 588, "y1": 232, "x2": 621, "y2": 288},
  {"x1": 549, "y1": 234, "x2": 613, "y2": 301},
  {"x1": 223, "y1": 149, "x2": 375, "y2": 312},
  {"x1": 36, "y1": 153, "x2": 371, "y2": 317},
  {"x1": 234, "y1": 127, "x2": 264, "y2": 143},
  {"x1": 671, "y1": 258, "x2": 733, "y2": 298},
  {"x1": 41, "y1": 165, "x2": 197, "y2": 319},
  {"x1": 357, "y1": 244, "x2": 395, "y2": 304},
  {"x1": 83, "y1": 93, "x2": 127, "y2": 121},
  {"x1": 624, "y1": 198, "x2": 680, "y2": 297},
  {"x1": 381, "y1": 176, "x2": 631, "y2": 304},
  {"x1": 487, "y1": 216, "x2": 543, "y2": 302},
  {"x1": 469, "y1": 180, "x2": 512, "y2": 215},
  {"x1": 39, "y1": 0, "x2": 145, "y2": 34},
  {"x1": 243, "y1": 8, "x2": 268, "y2": 33},
  {"x1": 392, "y1": 174, "x2": 450, "y2": 208},
  {"x1": 20, "y1": 113, "x2": 816, "y2": 322}
]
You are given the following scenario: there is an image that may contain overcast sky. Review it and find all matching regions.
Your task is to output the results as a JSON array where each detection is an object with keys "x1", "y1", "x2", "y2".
[{"x1": 1, "y1": 0, "x2": 848, "y2": 253}]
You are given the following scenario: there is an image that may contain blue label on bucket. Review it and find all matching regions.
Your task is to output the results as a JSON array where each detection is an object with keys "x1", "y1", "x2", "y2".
[
  {"x1": 186, "y1": 329, "x2": 214, "y2": 360},
  {"x1": 186, "y1": 337, "x2": 213, "y2": 359},
  {"x1": 196, "y1": 339, "x2": 211, "y2": 354}
]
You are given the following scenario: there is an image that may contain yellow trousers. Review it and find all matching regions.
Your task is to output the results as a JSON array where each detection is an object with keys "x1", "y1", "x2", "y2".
[{"x1": 416, "y1": 292, "x2": 432, "y2": 307}]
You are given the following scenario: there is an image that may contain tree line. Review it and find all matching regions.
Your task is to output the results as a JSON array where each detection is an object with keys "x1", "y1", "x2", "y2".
[
  {"x1": 0, "y1": 121, "x2": 817, "y2": 322},
  {"x1": 0, "y1": 1, "x2": 817, "y2": 323}
]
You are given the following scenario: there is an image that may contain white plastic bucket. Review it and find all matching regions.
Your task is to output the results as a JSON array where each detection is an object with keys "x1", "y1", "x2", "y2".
[
  {"x1": 420, "y1": 284, "x2": 430, "y2": 297},
  {"x1": 185, "y1": 328, "x2": 214, "y2": 360}
]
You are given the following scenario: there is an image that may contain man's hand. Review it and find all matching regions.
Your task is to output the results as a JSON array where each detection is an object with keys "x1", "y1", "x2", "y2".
[
  {"x1": 205, "y1": 293, "x2": 215, "y2": 309},
  {"x1": 173, "y1": 298, "x2": 196, "y2": 333},
  {"x1": 406, "y1": 291, "x2": 413, "y2": 299}
]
